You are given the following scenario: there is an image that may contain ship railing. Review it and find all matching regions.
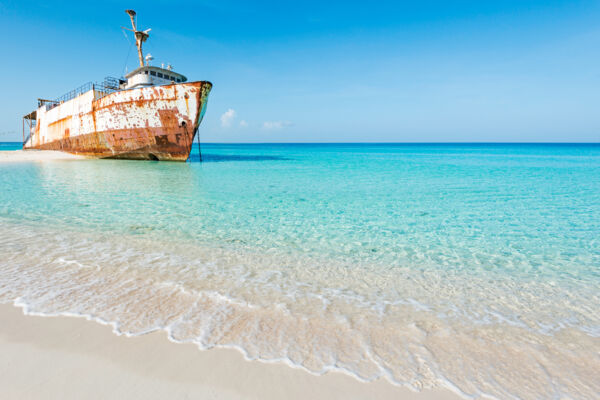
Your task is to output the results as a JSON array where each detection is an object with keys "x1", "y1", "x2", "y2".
[{"x1": 43, "y1": 77, "x2": 123, "y2": 111}]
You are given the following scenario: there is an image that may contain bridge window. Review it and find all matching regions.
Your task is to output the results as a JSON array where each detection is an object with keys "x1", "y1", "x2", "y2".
[
  {"x1": 157, "y1": 72, "x2": 163, "y2": 78},
  {"x1": 150, "y1": 71, "x2": 156, "y2": 76}
]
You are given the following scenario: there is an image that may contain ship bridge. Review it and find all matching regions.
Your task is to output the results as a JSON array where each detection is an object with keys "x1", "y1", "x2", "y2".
[
  {"x1": 120, "y1": 10, "x2": 187, "y2": 90},
  {"x1": 123, "y1": 66, "x2": 187, "y2": 89}
]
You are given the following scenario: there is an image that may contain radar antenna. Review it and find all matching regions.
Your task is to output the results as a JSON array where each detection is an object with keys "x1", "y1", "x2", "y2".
[{"x1": 124, "y1": 10, "x2": 151, "y2": 68}]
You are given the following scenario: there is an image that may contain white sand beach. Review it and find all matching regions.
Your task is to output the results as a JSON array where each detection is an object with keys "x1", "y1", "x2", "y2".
[
  {"x1": 0, "y1": 305, "x2": 460, "y2": 400},
  {"x1": 0, "y1": 150, "x2": 85, "y2": 162}
]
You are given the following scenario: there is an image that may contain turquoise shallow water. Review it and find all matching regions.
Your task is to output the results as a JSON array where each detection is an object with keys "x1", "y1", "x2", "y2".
[{"x1": 0, "y1": 143, "x2": 599, "y2": 398}]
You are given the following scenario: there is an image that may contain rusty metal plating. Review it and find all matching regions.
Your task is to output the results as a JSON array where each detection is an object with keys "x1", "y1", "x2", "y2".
[{"x1": 24, "y1": 81, "x2": 212, "y2": 161}]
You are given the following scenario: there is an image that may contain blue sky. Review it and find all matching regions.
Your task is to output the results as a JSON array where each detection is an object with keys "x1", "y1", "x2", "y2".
[{"x1": 1, "y1": 0, "x2": 599, "y2": 142}]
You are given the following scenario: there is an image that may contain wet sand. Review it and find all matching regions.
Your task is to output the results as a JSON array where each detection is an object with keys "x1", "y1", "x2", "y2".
[
  {"x1": 0, "y1": 304, "x2": 460, "y2": 400},
  {"x1": 0, "y1": 150, "x2": 84, "y2": 162}
]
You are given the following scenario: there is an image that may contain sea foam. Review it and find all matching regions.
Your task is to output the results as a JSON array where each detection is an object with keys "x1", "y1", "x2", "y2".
[{"x1": 1, "y1": 220, "x2": 598, "y2": 399}]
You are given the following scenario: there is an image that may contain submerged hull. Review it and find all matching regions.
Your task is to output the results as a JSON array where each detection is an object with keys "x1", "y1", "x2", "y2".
[{"x1": 24, "y1": 81, "x2": 212, "y2": 161}]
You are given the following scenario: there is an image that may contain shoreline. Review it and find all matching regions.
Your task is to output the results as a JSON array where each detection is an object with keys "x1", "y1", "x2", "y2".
[
  {"x1": 0, "y1": 304, "x2": 460, "y2": 400},
  {"x1": 2, "y1": 143, "x2": 597, "y2": 399}
]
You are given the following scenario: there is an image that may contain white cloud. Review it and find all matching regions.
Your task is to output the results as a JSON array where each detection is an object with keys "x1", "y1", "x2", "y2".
[
  {"x1": 262, "y1": 121, "x2": 293, "y2": 130},
  {"x1": 239, "y1": 120, "x2": 248, "y2": 127},
  {"x1": 220, "y1": 109, "x2": 236, "y2": 128}
]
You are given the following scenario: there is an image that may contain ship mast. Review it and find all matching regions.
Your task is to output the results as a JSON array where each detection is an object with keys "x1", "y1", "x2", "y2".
[{"x1": 125, "y1": 9, "x2": 150, "y2": 68}]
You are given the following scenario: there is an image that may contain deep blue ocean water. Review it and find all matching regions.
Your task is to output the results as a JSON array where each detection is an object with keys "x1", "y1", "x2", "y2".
[
  {"x1": 0, "y1": 142, "x2": 598, "y2": 398},
  {"x1": 0, "y1": 142, "x2": 22, "y2": 150}
]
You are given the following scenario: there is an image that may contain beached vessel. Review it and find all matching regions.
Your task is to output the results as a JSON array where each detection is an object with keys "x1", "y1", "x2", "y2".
[{"x1": 22, "y1": 10, "x2": 212, "y2": 161}]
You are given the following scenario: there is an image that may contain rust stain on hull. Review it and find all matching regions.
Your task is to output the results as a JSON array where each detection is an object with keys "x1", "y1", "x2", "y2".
[{"x1": 24, "y1": 81, "x2": 212, "y2": 161}]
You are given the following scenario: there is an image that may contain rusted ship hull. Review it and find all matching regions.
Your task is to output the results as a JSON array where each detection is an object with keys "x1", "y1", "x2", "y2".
[{"x1": 24, "y1": 81, "x2": 212, "y2": 161}]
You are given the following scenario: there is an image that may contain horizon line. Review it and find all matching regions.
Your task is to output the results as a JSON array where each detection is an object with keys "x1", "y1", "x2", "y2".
[{"x1": 1, "y1": 141, "x2": 599, "y2": 145}]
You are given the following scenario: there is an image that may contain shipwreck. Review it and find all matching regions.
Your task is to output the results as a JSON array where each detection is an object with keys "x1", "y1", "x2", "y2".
[{"x1": 22, "y1": 9, "x2": 212, "y2": 161}]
